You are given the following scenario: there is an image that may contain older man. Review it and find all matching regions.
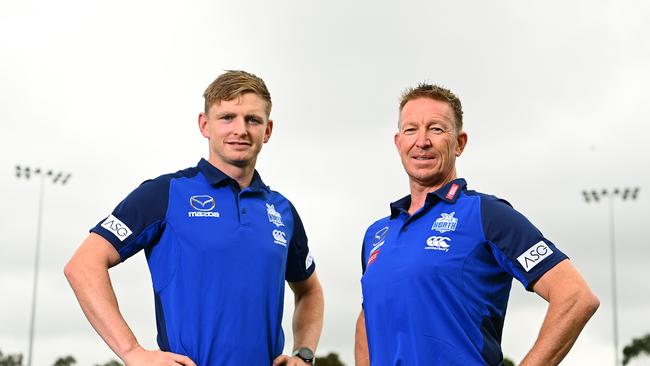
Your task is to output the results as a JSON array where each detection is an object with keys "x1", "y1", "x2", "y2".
[{"x1": 355, "y1": 83, "x2": 599, "y2": 365}]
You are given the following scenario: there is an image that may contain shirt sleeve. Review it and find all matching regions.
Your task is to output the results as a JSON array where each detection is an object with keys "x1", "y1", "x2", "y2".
[
  {"x1": 90, "y1": 176, "x2": 170, "y2": 261},
  {"x1": 361, "y1": 225, "x2": 375, "y2": 275},
  {"x1": 285, "y1": 201, "x2": 315, "y2": 282},
  {"x1": 361, "y1": 238, "x2": 367, "y2": 275},
  {"x1": 480, "y1": 195, "x2": 568, "y2": 290}
]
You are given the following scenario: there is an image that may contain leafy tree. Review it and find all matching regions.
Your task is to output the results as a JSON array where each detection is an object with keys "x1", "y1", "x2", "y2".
[
  {"x1": 623, "y1": 333, "x2": 650, "y2": 365},
  {"x1": 315, "y1": 352, "x2": 345, "y2": 366},
  {"x1": 503, "y1": 356, "x2": 515, "y2": 366},
  {"x1": 52, "y1": 356, "x2": 76, "y2": 366},
  {"x1": 0, "y1": 351, "x2": 124, "y2": 366},
  {"x1": 0, "y1": 350, "x2": 23, "y2": 366},
  {"x1": 94, "y1": 360, "x2": 123, "y2": 366}
]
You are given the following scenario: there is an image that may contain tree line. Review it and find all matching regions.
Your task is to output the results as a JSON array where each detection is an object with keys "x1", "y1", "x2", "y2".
[
  {"x1": 0, "y1": 351, "x2": 348, "y2": 366},
  {"x1": 3, "y1": 334, "x2": 650, "y2": 366}
]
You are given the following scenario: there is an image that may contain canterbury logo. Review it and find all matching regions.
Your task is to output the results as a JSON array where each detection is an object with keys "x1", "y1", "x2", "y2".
[{"x1": 425, "y1": 236, "x2": 451, "y2": 252}]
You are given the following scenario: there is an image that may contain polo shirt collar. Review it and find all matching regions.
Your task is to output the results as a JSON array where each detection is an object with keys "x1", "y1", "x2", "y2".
[
  {"x1": 429, "y1": 178, "x2": 467, "y2": 203},
  {"x1": 390, "y1": 178, "x2": 467, "y2": 218},
  {"x1": 197, "y1": 158, "x2": 269, "y2": 192}
]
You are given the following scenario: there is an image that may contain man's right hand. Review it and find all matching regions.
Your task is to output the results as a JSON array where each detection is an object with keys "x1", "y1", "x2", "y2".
[{"x1": 122, "y1": 345, "x2": 197, "y2": 366}]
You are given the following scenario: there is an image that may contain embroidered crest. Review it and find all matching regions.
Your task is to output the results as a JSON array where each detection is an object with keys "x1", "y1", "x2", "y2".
[
  {"x1": 266, "y1": 203, "x2": 285, "y2": 227},
  {"x1": 431, "y1": 212, "x2": 458, "y2": 233}
]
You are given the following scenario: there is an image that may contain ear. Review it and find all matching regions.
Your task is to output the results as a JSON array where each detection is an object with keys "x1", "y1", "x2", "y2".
[
  {"x1": 198, "y1": 112, "x2": 209, "y2": 138},
  {"x1": 455, "y1": 131, "x2": 468, "y2": 157},
  {"x1": 263, "y1": 119, "x2": 273, "y2": 143},
  {"x1": 394, "y1": 132, "x2": 401, "y2": 151}
]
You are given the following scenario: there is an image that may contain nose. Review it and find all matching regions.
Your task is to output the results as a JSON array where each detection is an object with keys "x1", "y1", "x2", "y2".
[
  {"x1": 232, "y1": 116, "x2": 248, "y2": 136},
  {"x1": 414, "y1": 128, "x2": 431, "y2": 148}
]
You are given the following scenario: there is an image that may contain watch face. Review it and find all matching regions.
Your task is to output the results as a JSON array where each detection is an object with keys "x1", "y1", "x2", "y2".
[{"x1": 296, "y1": 347, "x2": 314, "y2": 362}]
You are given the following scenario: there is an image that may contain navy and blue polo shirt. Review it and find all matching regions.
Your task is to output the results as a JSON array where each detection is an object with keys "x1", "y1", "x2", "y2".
[
  {"x1": 360, "y1": 178, "x2": 567, "y2": 366},
  {"x1": 91, "y1": 158, "x2": 315, "y2": 365}
]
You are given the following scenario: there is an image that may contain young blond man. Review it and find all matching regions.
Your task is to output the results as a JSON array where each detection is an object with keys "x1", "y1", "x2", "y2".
[{"x1": 65, "y1": 70, "x2": 323, "y2": 366}]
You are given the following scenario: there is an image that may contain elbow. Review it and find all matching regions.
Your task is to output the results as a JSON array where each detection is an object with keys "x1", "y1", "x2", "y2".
[
  {"x1": 64, "y1": 255, "x2": 90, "y2": 287},
  {"x1": 584, "y1": 292, "x2": 600, "y2": 316},
  {"x1": 572, "y1": 288, "x2": 600, "y2": 320},
  {"x1": 63, "y1": 257, "x2": 79, "y2": 285},
  {"x1": 557, "y1": 286, "x2": 600, "y2": 321}
]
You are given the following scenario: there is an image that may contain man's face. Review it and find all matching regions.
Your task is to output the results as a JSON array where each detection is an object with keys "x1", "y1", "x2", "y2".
[
  {"x1": 199, "y1": 93, "x2": 272, "y2": 170},
  {"x1": 395, "y1": 97, "x2": 467, "y2": 189}
]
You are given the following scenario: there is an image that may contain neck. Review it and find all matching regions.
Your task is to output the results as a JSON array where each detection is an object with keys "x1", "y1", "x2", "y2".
[
  {"x1": 407, "y1": 174, "x2": 456, "y2": 215},
  {"x1": 208, "y1": 157, "x2": 256, "y2": 189}
]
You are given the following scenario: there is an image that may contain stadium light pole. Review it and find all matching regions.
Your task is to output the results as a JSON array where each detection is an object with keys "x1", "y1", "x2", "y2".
[
  {"x1": 581, "y1": 187, "x2": 640, "y2": 366},
  {"x1": 15, "y1": 165, "x2": 72, "y2": 366}
]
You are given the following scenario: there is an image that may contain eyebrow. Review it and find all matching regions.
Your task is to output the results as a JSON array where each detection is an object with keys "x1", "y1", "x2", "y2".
[
  {"x1": 401, "y1": 119, "x2": 445, "y2": 126},
  {"x1": 214, "y1": 111, "x2": 265, "y2": 120},
  {"x1": 215, "y1": 112, "x2": 236, "y2": 119},
  {"x1": 244, "y1": 113, "x2": 265, "y2": 121}
]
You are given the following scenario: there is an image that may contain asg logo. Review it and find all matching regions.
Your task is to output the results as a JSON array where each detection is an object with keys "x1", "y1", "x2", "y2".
[
  {"x1": 517, "y1": 241, "x2": 553, "y2": 272},
  {"x1": 188, "y1": 195, "x2": 220, "y2": 218},
  {"x1": 272, "y1": 229, "x2": 287, "y2": 246},
  {"x1": 425, "y1": 236, "x2": 451, "y2": 252},
  {"x1": 101, "y1": 214, "x2": 133, "y2": 242}
]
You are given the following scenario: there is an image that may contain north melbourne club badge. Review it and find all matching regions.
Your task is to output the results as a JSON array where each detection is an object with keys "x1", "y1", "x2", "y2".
[
  {"x1": 266, "y1": 203, "x2": 285, "y2": 227},
  {"x1": 431, "y1": 212, "x2": 458, "y2": 233}
]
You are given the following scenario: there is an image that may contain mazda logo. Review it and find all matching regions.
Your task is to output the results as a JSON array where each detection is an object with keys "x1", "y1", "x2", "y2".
[{"x1": 190, "y1": 195, "x2": 215, "y2": 211}]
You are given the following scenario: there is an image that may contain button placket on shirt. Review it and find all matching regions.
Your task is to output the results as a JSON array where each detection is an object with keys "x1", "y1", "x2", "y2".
[{"x1": 237, "y1": 192, "x2": 250, "y2": 226}]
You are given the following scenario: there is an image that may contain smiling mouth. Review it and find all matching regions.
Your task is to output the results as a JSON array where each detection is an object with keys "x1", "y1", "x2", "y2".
[{"x1": 226, "y1": 141, "x2": 251, "y2": 146}]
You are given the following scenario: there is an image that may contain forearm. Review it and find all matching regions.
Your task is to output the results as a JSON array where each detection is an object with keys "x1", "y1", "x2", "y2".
[
  {"x1": 68, "y1": 268, "x2": 139, "y2": 357},
  {"x1": 291, "y1": 279, "x2": 324, "y2": 351},
  {"x1": 522, "y1": 286, "x2": 599, "y2": 365},
  {"x1": 354, "y1": 310, "x2": 370, "y2": 366},
  {"x1": 64, "y1": 238, "x2": 140, "y2": 360}
]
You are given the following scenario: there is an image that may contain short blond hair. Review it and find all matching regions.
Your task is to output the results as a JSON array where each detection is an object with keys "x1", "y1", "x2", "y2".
[
  {"x1": 203, "y1": 70, "x2": 272, "y2": 116},
  {"x1": 399, "y1": 83, "x2": 463, "y2": 131}
]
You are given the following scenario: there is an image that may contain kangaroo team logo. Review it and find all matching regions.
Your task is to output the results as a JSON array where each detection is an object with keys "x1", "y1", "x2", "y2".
[
  {"x1": 431, "y1": 212, "x2": 458, "y2": 233},
  {"x1": 266, "y1": 203, "x2": 285, "y2": 227}
]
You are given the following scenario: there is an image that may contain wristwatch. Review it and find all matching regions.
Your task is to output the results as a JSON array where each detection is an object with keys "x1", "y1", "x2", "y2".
[{"x1": 292, "y1": 347, "x2": 315, "y2": 364}]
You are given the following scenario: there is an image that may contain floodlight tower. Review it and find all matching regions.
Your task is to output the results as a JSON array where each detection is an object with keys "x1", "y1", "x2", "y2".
[
  {"x1": 582, "y1": 187, "x2": 640, "y2": 366},
  {"x1": 15, "y1": 165, "x2": 72, "y2": 366}
]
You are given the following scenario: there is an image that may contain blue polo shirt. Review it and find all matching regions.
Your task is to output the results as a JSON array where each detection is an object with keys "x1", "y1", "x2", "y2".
[
  {"x1": 91, "y1": 159, "x2": 315, "y2": 365},
  {"x1": 360, "y1": 179, "x2": 567, "y2": 365}
]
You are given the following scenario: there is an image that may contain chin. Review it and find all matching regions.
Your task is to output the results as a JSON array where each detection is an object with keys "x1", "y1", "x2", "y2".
[
  {"x1": 406, "y1": 167, "x2": 438, "y2": 179},
  {"x1": 409, "y1": 171, "x2": 442, "y2": 183},
  {"x1": 230, "y1": 159, "x2": 251, "y2": 168},
  {"x1": 228, "y1": 158, "x2": 253, "y2": 167}
]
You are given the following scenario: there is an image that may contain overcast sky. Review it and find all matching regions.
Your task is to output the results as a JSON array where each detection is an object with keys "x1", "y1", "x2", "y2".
[{"x1": 2, "y1": 1, "x2": 650, "y2": 365}]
